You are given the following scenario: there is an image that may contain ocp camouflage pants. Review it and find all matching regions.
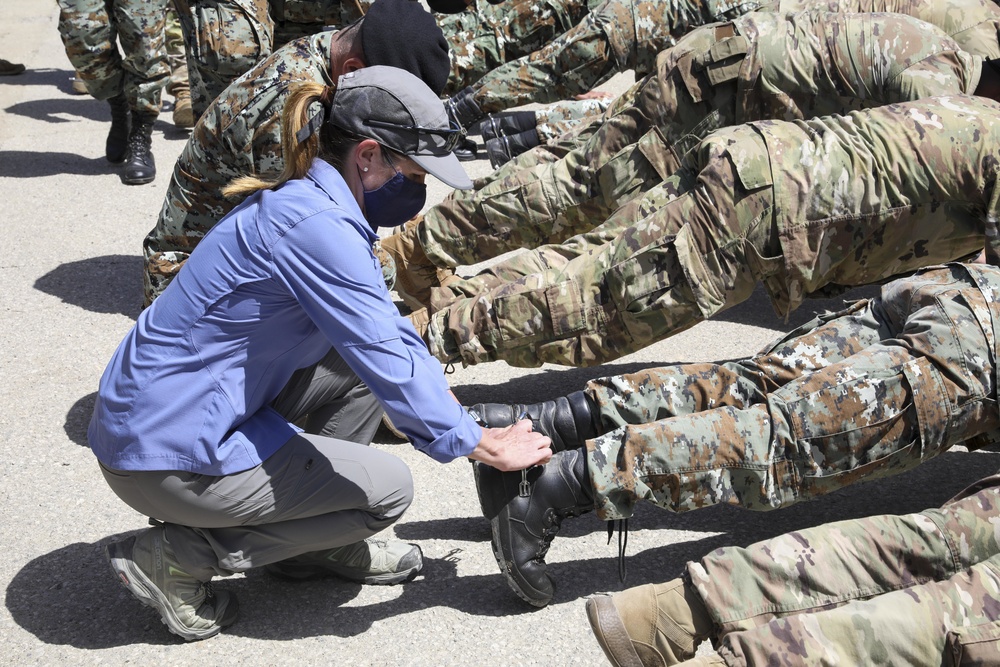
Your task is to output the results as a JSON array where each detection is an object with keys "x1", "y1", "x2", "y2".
[
  {"x1": 686, "y1": 475, "x2": 1000, "y2": 665},
  {"x1": 57, "y1": 0, "x2": 170, "y2": 113},
  {"x1": 582, "y1": 263, "x2": 1000, "y2": 520},
  {"x1": 172, "y1": 0, "x2": 273, "y2": 118},
  {"x1": 424, "y1": 96, "x2": 994, "y2": 368},
  {"x1": 442, "y1": 0, "x2": 595, "y2": 95},
  {"x1": 420, "y1": 23, "x2": 730, "y2": 278}
]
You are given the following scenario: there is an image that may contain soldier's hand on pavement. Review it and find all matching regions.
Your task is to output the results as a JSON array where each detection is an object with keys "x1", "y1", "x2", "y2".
[{"x1": 469, "y1": 419, "x2": 553, "y2": 471}]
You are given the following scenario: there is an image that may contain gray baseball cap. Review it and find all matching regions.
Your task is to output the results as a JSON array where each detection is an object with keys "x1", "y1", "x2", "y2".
[{"x1": 328, "y1": 66, "x2": 473, "y2": 189}]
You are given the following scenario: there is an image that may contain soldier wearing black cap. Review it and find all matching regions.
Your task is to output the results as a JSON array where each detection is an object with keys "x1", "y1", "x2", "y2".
[
  {"x1": 142, "y1": 0, "x2": 451, "y2": 306},
  {"x1": 99, "y1": 65, "x2": 553, "y2": 641}
]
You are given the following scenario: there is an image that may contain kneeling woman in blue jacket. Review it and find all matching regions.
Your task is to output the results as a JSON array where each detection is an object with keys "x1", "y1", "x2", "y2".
[{"x1": 89, "y1": 66, "x2": 552, "y2": 641}]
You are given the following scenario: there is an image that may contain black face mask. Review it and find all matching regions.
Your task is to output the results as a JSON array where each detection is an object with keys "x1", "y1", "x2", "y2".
[{"x1": 360, "y1": 165, "x2": 427, "y2": 231}]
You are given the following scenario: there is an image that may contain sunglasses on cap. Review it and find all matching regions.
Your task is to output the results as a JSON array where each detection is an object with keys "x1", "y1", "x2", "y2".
[{"x1": 363, "y1": 118, "x2": 466, "y2": 154}]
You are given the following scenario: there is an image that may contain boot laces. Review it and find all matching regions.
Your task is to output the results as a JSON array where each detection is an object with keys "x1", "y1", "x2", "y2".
[
  {"x1": 606, "y1": 519, "x2": 629, "y2": 583},
  {"x1": 128, "y1": 127, "x2": 152, "y2": 154}
]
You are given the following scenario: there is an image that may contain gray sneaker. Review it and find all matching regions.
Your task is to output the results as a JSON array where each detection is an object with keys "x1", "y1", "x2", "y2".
[
  {"x1": 106, "y1": 527, "x2": 239, "y2": 641},
  {"x1": 266, "y1": 537, "x2": 423, "y2": 585}
]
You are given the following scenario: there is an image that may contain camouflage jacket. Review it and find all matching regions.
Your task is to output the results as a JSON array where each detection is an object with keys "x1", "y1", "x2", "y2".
[{"x1": 161, "y1": 31, "x2": 335, "y2": 238}]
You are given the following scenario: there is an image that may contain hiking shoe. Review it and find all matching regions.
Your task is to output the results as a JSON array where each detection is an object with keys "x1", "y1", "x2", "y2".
[
  {"x1": 266, "y1": 537, "x2": 423, "y2": 584},
  {"x1": 106, "y1": 528, "x2": 239, "y2": 641}
]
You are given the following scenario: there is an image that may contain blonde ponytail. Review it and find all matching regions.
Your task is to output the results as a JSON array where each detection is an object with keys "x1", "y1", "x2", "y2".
[{"x1": 222, "y1": 82, "x2": 332, "y2": 199}]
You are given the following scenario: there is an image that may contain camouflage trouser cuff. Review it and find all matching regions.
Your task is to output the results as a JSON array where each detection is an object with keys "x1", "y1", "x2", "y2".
[
  {"x1": 585, "y1": 431, "x2": 635, "y2": 522},
  {"x1": 426, "y1": 307, "x2": 505, "y2": 367}
]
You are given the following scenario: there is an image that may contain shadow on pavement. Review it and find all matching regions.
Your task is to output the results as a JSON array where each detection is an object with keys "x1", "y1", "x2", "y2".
[
  {"x1": 6, "y1": 96, "x2": 108, "y2": 123},
  {"x1": 7, "y1": 451, "x2": 996, "y2": 645},
  {"x1": 0, "y1": 67, "x2": 82, "y2": 93},
  {"x1": 65, "y1": 393, "x2": 95, "y2": 448},
  {"x1": 35, "y1": 254, "x2": 143, "y2": 318},
  {"x1": 6, "y1": 96, "x2": 191, "y2": 141},
  {"x1": 0, "y1": 150, "x2": 112, "y2": 177}
]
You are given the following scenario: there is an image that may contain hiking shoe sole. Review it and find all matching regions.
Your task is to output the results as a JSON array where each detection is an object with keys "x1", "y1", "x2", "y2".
[
  {"x1": 265, "y1": 546, "x2": 423, "y2": 585},
  {"x1": 106, "y1": 536, "x2": 238, "y2": 641}
]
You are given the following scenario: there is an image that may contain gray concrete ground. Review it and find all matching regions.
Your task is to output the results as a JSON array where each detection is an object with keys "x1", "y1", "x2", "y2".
[{"x1": 2, "y1": 2, "x2": 998, "y2": 665}]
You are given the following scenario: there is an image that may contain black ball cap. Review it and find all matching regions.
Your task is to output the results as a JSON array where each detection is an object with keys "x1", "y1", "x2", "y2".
[{"x1": 360, "y1": 0, "x2": 450, "y2": 95}]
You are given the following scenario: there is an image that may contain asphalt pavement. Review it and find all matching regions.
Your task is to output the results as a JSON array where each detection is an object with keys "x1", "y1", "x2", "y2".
[{"x1": 2, "y1": 3, "x2": 998, "y2": 665}]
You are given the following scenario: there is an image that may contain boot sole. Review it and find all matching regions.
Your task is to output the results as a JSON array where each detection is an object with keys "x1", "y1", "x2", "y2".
[
  {"x1": 106, "y1": 536, "x2": 237, "y2": 641},
  {"x1": 585, "y1": 596, "x2": 645, "y2": 667},
  {"x1": 122, "y1": 175, "x2": 156, "y2": 185},
  {"x1": 474, "y1": 462, "x2": 554, "y2": 607}
]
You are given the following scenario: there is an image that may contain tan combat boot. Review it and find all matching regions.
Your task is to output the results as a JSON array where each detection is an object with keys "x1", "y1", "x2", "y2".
[
  {"x1": 677, "y1": 654, "x2": 727, "y2": 666},
  {"x1": 172, "y1": 87, "x2": 195, "y2": 129},
  {"x1": 380, "y1": 217, "x2": 455, "y2": 311},
  {"x1": 586, "y1": 578, "x2": 713, "y2": 666}
]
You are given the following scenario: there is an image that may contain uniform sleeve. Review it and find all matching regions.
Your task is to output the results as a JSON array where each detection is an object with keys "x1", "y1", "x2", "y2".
[{"x1": 270, "y1": 210, "x2": 482, "y2": 462}]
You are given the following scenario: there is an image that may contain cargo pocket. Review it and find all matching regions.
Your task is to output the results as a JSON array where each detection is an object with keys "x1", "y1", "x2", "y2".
[
  {"x1": 595, "y1": 129, "x2": 676, "y2": 206},
  {"x1": 637, "y1": 126, "x2": 682, "y2": 182},
  {"x1": 195, "y1": 2, "x2": 269, "y2": 77},
  {"x1": 946, "y1": 611, "x2": 1000, "y2": 666},
  {"x1": 493, "y1": 280, "x2": 587, "y2": 345},
  {"x1": 605, "y1": 223, "x2": 704, "y2": 342},
  {"x1": 789, "y1": 356, "x2": 951, "y2": 499}
]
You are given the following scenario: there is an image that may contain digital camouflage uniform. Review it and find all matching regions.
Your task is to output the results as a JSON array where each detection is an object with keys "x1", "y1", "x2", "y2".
[
  {"x1": 173, "y1": 0, "x2": 588, "y2": 122},
  {"x1": 423, "y1": 95, "x2": 1000, "y2": 367},
  {"x1": 417, "y1": 0, "x2": 1000, "y2": 287},
  {"x1": 172, "y1": 0, "x2": 275, "y2": 119},
  {"x1": 442, "y1": 0, "x2": 598, "y2": 95},
  {"x1": 685, "y1": 471, "x2": 1000, "y2": 664},
  {"x1": 580, "y1": 262, "x2": 1000, "y2": 520},
  {"x1": 142, "y1": 32, "x2": 337, "y2": 305},
  {"x1": 57, "y1": 0, "x2": 170, "y2": 115},
  {"x1": 533, "y1": 96, "x2": 611, "y2": 141}
]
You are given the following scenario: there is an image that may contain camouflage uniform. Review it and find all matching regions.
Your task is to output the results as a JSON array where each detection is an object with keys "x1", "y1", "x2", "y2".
[
  {"x1": 171, "y1": 0, "x2": 275, "y2": 118},
  {"x1": 580, "y1": 262, "x2": 1000, "y2": 519},
  {"x1": 443, "y1": 0, "x2": 598, "y2": 95},
  {"x1": 685, "y1": 472, "x2": 1000, "y2": 665},
  {"x1": 468, "y1": 0, "x2": 765, "y2": 114},
  {"x1": 56, "y1": 0, "x2": 170, "y2": 114},
  {"x1": 423, "y1": 96, "x2": 1000, "y2": 367},
  {"x1": 142, "y1": 32, "x2": 337, "y2": 305},
  {"x1": 165, "y1": 8, "x2": 189, "y2": 101},
  {"x1": 533, "y1": 97, "x2": 611, "y2": 142},
  {"x1": 418, "y1": 0, "x2": 1000, "y2": 287}
]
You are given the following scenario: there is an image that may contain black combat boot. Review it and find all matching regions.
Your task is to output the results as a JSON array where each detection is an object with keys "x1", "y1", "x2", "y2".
[
  {"x1": 445, "y1": 86, "x2": 486, "y2": 130},
  {"x1": 454, "y1": 136, "x2": 479, "y2": 162},
  {"x1": 481, "y1": 110, "x2": 537, "y2": 141},
  {"x1": 468, "y1": 390, "x2": 599, "y2": 452},
  {"x1": 485, "y1": 129, "x2": 541, "y2": 168},
  {"x1": 123, "y1": 113, "x2": 156, "y2": 185},
  {"x1": 474, "y1": 448, "x2": 594, "y2": 607},
  {"x1": 106, "y1": 93, "x2": 131, "y2": 163}
]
